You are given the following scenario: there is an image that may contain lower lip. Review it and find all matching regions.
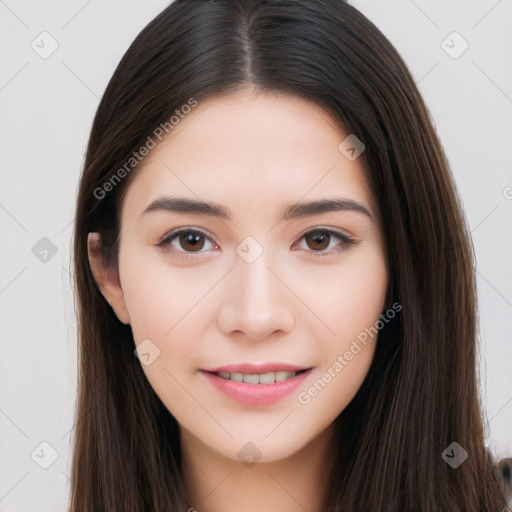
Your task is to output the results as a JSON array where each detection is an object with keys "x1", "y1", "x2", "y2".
[{"x1": 201, "y1": 369, "x2": 313, "y2": 405}]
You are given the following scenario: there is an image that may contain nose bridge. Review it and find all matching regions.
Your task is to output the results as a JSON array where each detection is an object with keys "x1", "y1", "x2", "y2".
[
  {"x1": 236, "y1": 238, "x2": 274, "y2": 297},
  {"x1": 217, "y1": 235, "x2": 295, "y2": 340},
  {"x1": 234, "y1": 235, "x2": 281, "y2": 311}
]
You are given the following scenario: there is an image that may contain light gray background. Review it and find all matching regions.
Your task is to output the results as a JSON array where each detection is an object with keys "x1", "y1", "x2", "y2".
[{"x1": 0, "y1": 1, "x2": 511, "y2": 510}]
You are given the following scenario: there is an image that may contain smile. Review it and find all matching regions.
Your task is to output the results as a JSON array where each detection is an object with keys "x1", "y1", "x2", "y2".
[{"x1": 200, "y1": 368, "x2": 313, "y2": 405}]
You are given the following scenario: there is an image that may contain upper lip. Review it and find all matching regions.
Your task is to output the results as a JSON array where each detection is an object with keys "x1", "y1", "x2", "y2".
[{"x1": 205, "y1": 363, "x2": 311, "y2": 374}]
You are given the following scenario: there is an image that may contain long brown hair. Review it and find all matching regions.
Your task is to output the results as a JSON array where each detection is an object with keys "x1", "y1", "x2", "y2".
[{"x1": 70, "y1": 0, "x2": 506, "y2": 510}]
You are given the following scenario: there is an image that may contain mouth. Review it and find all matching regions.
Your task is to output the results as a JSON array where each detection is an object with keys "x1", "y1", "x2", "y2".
[{"x1": 200, "y1": 366, "x2": 313, "y2": 405}]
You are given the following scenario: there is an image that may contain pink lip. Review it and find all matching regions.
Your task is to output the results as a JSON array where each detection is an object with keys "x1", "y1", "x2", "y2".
[
  {"x1": 201, "y1": 368, "x2": 313, "y2": 405},
  {"x1": 206, "y1": 362, "x2": 308, "y2": 373}
]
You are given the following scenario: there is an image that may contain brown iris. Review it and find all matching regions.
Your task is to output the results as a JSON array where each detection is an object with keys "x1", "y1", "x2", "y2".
[
  {"x1": 304, "y1": 230, "x2": 331, "y2": 251},
  {"x1": 179, "y1": 231, "x2": 206, "y2": 252}
]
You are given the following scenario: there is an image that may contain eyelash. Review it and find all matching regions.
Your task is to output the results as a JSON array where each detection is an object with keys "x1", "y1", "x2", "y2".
[{"x1": 157, "y1": 227, "x2": 356, "y2": 260}]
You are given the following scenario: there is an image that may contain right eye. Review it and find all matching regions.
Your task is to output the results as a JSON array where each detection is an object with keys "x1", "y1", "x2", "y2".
[{"x1": 157, "y1": 228, "x2": 218, "y2": 256}]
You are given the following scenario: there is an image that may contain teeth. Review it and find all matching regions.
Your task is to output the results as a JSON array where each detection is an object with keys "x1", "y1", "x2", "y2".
[
  {"x1": 275, "y1": 371, "x2": 295, "y2": 382},
  {"x1": 242, "y1": 374, "x2": 259, "y2": 384},
  {"x1": 216, "y1": 370, "x2": 298, "y2": 384},
  {"x1": 259, "y1": 372, "x2": 275, "y2": 384}
]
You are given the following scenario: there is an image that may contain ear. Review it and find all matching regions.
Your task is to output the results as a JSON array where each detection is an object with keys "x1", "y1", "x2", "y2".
[{"x1": 87, "y1": 232, "x2": 130, "y2": 324}]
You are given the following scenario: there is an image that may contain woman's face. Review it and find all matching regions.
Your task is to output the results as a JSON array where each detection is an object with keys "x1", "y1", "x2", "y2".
[{"x1": 93, "y1": 88, "x2": 388, "y2": 463}]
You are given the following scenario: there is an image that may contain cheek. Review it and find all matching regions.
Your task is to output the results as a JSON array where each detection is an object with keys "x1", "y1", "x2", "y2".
[
  {"x1": 296, "y1": 267, "x2": 386, "y2": 428},
  {"x1": 290, "y1": 244, "x2": 388, "y2": 343},
  {"x1": 120, "y1": 246, "x2": 218, "y2": 342},
  {"x1": 292, "y1": 245, "x2": 387, "y2": 406},
  {"x1": 119, "y1": 248, "x2": 222, "y2": 395},
  {"x1": 296, "y1": 346, "x2": 375, "y2": 436}
]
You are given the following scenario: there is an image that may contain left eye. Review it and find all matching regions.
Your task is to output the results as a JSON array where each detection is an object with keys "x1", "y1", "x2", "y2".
[{"x1": 296, "y1": 229, "x2": 355, "y2": 254}]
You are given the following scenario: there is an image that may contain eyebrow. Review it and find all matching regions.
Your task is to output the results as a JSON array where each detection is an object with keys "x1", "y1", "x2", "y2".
[{"x1": 141, "y1": 196, "x2": 374, "y2": 221}]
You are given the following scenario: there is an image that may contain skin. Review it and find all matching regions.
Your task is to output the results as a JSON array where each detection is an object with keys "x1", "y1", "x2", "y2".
[{"x1": 89, "y1": 87, "x2": 389, "y2": 512}]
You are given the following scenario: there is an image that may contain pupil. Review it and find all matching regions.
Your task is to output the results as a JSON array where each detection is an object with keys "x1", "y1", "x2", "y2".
[{"x1": 181, "y1": 232, "x2": 204, "y2": 251}]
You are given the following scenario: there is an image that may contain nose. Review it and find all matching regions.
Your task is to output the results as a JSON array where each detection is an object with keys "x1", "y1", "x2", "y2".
[{"x1": 217, "y1": 248, "x2": 295, "y2": 341}]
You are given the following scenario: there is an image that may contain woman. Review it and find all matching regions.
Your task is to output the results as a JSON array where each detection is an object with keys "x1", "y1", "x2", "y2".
[{"x1": 70, "y1": 0, "x2": 507, "y2": 510}]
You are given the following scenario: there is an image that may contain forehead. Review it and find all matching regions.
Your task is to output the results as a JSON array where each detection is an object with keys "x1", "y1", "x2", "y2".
[{"x1": 121, "y1": 89, "x2": 374, "y2": 221}]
